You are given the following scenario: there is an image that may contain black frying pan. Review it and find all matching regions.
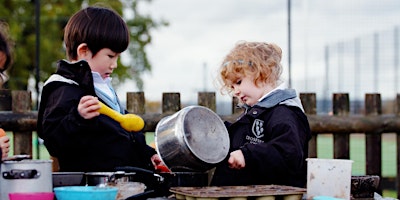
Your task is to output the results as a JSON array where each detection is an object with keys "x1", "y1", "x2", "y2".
[{"x1": 114, "y1": 166, "x2": 209, "y2": 199}]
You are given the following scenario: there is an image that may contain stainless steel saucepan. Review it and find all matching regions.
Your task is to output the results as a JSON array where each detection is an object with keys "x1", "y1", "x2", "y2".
[{"x1": 155, "y1": 105, "x2": 230, "y2": 172}]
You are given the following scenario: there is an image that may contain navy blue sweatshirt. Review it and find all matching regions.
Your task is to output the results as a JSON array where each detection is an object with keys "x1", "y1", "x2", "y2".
[
  {"x1": 37, "y1": 60, "x2": 156, "y2": 172},
  {"x1": 211, "y1": 88, "x2": 311, "y2": 187}
]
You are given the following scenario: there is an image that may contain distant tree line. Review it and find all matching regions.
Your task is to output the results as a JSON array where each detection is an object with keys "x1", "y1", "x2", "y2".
[{"x1": 0, "y1": 0, "x2": 168, "y2": 91}]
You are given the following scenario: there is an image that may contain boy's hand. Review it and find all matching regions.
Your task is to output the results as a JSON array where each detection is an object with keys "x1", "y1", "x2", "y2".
[
  {"x1": 78, "y1": 95, "x2": 101, "y2": 119},
  {"x1": 228, "y1": 149, "x2": 246, "y2": 169}
]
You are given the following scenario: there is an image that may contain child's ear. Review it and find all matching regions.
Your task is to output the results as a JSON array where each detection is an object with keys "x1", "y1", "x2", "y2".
[{"x1": 76, "y1": 43, "x2": 91, "y2": 60}]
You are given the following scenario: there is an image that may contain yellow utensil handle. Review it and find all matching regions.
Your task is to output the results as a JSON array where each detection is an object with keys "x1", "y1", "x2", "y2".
[{"x1": 98, "y1": 102, "x2": 144, "y2": 132}]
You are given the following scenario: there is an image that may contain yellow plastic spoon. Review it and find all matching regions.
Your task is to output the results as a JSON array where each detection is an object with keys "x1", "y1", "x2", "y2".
[{"x1": 97, "y1": 101, "x2": 145, "y2": 132}]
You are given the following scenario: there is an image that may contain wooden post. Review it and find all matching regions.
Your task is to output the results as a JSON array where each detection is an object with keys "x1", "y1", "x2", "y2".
[
  {"x1": 365, "y1": 93, "x2": 382, "y2": 194},
  {"x1": 0, "y1": 89, "x2": 11, "y2": 159},
  {"x1": 300, "y1": 93, "x2": 317, "y2": 158},
  {"x1": 332, "y1": 93, "x2": 350, "y2": 159},
  {"x1": 162, "y1": 93, "x2": 181, "y2": 113},
  {"x1": 231, "y1": 96, "x2": 243, "y2": 115},
  {"x1": 198, "y1": 92, "x2": 216, "y2": 112},
  {"x1": 11, "y1": 90, "x2": 32, "y2": 156},
  {"x1": 198, "y1": 92, "x2": 217, "y2": 185},
  {"x1": 126, "y1": 92, "x2": 145, "y2": 114}
]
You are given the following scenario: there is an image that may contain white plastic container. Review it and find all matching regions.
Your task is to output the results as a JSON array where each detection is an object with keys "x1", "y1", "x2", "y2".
[{"x1": 306, "y1": 158, "x2": 353, "y2": 200}]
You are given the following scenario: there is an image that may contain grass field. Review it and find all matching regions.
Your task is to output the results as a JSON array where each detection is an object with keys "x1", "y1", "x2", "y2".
[
  {"x1": 316, "y1": 133, "x2": 397, "y2": 177},
  {"x1": 6, "y1": 131, "x2": 398, "y2": 198}
]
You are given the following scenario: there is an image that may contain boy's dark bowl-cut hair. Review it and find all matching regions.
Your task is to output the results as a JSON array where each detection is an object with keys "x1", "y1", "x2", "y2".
[{"x1": 64, "y1": 6, "x2": 130, "y2": 60}]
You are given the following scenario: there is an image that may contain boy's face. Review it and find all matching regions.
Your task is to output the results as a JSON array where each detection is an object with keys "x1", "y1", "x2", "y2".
[
  {"x1": 231, "y1": 75, "x2": 268, "y2": 106},
  {"x1": 83, "y1": 48, "x2": 120, "y2": 79}
]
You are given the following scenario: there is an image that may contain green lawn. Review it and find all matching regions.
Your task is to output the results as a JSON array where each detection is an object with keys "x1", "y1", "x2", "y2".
[{"x1": 316, "y1": 133, "x2": 396, "y2": 177}]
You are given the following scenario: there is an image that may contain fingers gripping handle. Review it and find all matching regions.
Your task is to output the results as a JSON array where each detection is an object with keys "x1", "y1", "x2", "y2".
[
  {"x1": 97, "y1": 102, "x2": 145, "y2": 132},
  {"x1": 0, "y1": 128, "x2": 6, "y2": 137}
]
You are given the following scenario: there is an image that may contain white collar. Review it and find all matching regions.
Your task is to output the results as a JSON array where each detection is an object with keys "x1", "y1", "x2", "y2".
[
  {"x1": 92, "y1": 71, "x2": 112, "y2": 84},
  {"x1": 92, "y1": 72, "x2": 114, "y2": 98},
  {"x1": 258, "y1": 83, "x2": 286, "y2": 102}
]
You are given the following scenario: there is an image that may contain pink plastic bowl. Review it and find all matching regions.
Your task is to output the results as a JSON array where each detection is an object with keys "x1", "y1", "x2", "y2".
[{"x1": 9, "y1": 192, "x2": 54, "y2": 200}]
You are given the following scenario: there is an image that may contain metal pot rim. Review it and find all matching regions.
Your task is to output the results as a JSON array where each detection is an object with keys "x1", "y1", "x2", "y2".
[
  {"x1": 85, "y1": 171, "x2": 136, "y2": 177},
  {"x1": 2, "y1": 160, "x2": 53, "y2": 164}
]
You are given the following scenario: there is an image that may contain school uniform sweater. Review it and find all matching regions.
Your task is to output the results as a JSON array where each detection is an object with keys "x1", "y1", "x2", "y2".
[
  {"x1": 37, "y1": 60, "x2": 156, "y2": 172},
  {"x1": 211, "y1": 88, "x2": 311, "y2": 187}
]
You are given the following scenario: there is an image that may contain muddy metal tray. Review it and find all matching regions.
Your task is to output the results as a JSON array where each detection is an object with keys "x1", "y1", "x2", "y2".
[{"x1": 170, "y1": 185, "x2": 306, "y2": 200}]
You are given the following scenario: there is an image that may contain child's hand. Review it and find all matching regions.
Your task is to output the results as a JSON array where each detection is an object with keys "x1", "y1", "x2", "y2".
[
  {"x1": 78, "y1": 95, "x2": 101, "y2": 119},
  {"x1": 0, "y1": 129, "x2": 10, "y2": 159},
  {"x1": 151, "y1": 154, "x2": 171, "y2": 172},
  {"x1": 228, "y1": 149, "x2": 246, "y2": 169}
]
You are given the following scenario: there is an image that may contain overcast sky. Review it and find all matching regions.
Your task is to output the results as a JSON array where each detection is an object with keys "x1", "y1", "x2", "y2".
[{"x1": 117, "y1": 0, "x2": 400, "y2": 108}]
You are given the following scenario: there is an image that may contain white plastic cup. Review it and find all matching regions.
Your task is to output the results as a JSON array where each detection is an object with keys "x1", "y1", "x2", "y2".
[{"x1": 306, "y1": 158, "x2": 353, "y2": 200}]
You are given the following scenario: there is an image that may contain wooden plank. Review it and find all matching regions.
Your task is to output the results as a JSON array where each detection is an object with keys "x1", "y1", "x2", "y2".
[
  {"x1": 300, "y1": 93, "x2": 317, "y2": 158},
  {"x1": 365, "y1": 93, "x2": 382, "y2": 194},
  {"x1": 198, "y1": 92, "x2": 216, "y2": 112},
  {"x1": 11, "y1": 90, "x2": 32, "y2": 156},
  {"x1": 126, "y1": 91, "x2": 145, "y2": 114},
  {"x1": 162, "y1": 93, "x2": 181, "y2": 113},
  {"x1": 333, "y1": 93, "x2": 350, "y2": 159}
]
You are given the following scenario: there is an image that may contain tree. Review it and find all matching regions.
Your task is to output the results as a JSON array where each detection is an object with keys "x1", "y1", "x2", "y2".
[
  {"x1": 0, "y1": 0, "x2": 167, "y2": 93},
  {"x1": 117, "y1": 0, "x2": 168, "y2": 90}
]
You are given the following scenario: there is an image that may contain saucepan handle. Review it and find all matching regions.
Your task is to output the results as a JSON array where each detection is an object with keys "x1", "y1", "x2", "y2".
[
  {"x1": 125, "y1": 189, "x2": 156, "y2": 200},
  {"x1": 114, "y1": 166, "x2": 154, "y2": 175},
  {"x1": 114, "y1": 166, "x2": 164, "y2": 183}
]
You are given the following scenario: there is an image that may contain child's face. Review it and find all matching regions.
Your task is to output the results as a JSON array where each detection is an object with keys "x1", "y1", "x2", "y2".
[
  {"x1": 85, "y1": 48, "x2": 120, "y2": 79},
  {"x1": 231, "y1": 75, "x2": 268, "y2": 106}
]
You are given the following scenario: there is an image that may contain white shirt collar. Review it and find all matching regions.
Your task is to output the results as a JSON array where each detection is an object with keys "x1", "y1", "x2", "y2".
[
  {"x1": 92, "y1": 72, "x2": 112, "y2": 84},
  {"x1": 92, "y1": 72, "x2": 114, "y2": 98},
  {"x1": 258, "y1": 83, "x2": 286, "y2": 102}
]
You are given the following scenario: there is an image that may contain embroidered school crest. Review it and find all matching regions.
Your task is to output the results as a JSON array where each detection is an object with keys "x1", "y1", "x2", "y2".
[{"x1": 252, "y1": 119, "x2": 264, "y2": 138}]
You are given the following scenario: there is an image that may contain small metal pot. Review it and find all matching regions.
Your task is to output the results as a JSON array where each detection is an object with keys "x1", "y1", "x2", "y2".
[
  {"x1": 52, "y1": 172, "x2": 85, "y2": 187},
  {"x1": 155, "y1": 106, "x2": 230, "y2": 172},
  {"x1": 0, "y1": 158, "x2": 53, "y2": 200}
]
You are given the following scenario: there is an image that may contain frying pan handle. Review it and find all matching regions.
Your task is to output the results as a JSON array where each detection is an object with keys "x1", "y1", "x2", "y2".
[
  {"x1": 114, "y1": 166, "x2": 164, "y2": 182},
  {"x1": 115, "y1": 166, "x2": 168, "y2": 197},
  {"x1": 125, "y1": 189, "x2": 156, "y2": 200},
  {"x1": 114, "y1": 166, "x2": 154, "y2": 175}
]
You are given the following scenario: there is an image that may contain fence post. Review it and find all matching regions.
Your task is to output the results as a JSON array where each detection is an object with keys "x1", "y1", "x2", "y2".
[
  {"x1": 396, "y1": 94, "x2": 400, "y2": 199},
  {"x1": 198, "y1": 92, "x2": 216, "y2": 112},
  {"x1": 365, "y1": 93, "x2": 382, "y2": 194},
  {"x1": 332, "y1": 93, "x2": 350, "y2": 159},
  {"x1": 231, "y1": 97, "x2": 243, "y2": 115},
  {"x1": 162, "y1": 93, "x2": 181, "y2": 113},
  {"x1": 11, "y1": 90, "x2": 32, "y2": 156},
  {"x1": 198, "y1": 92, "x2": 217, "y2": 185},
  {"x1": 126, "y1": 92, "x2": 145, "y2": 114},
  {"x1": 300, "y1": 93, "x2": 317, "y2": 158}
]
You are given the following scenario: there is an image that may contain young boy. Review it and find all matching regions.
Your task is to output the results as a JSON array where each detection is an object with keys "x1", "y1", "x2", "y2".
[
  {"x1": 37, "y1": 6, "x2": 163, "y2": 172},
  {"x1": 211, "y1": 41, "x2": 311, "y2": 187}
]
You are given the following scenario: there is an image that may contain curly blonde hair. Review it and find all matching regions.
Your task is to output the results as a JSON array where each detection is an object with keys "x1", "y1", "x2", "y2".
[{"x1": 218, "y1": 41, "x2": 283, "y2": 95}]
